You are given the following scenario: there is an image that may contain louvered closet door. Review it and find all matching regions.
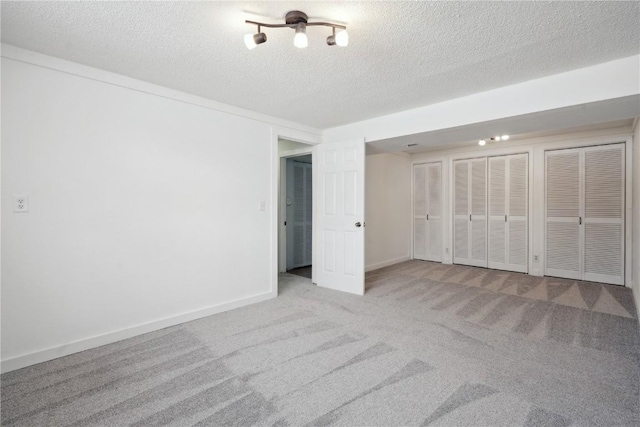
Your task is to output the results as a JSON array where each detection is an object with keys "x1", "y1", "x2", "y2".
[
  {"x1": 426, "y1": 163, "x2": 442, "y2": 262},
  {"x1": 583, "y1": 144, "x2": 624, "y2": 285},
  {"x1": 453, "y1": 160, "x2": 470, "y2": 265},
  {"x1": 413, "y1": 164, "x2": 427, "y2": 260},
  {"x1": 489, "y1": 154, "x2": 528, "y2": 272},
  {"x1": 507, "y1": 154, "x2": 528, "y2": 272},
  {"x1": 545, "y1": 149, "x2": 582, "y2": 280},
  {"x1": 454, "y1": 158, "x2": 487, "y2": 267},
  {"x1": 469, "y1": 158, "x2": 488, "y2": 267},
  {"x1": 488, "y1": 157, "x2": 507, "y2": 270}
]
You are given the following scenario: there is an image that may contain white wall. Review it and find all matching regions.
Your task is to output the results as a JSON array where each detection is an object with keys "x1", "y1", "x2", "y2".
[
  {"x1": 632, "y1": 118, "x2": 640, "y2": 317},
  {"x1": 0, "y1": 54, "x2": 319, "y2": 372},
  {"x1": 365, "y1": 153, "x2": 411, "y2": 271}
]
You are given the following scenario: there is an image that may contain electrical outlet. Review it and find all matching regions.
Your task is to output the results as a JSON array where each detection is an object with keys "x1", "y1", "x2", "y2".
[
  {"x1": 534, "y1": 255, "x2": 539, "y2": 262},
  {"x1": 14, "y1": 196, "x2": 29, "y2": 213},
  {"x1": 445, "y1": 247, "x2": 449, "y2": 254}
]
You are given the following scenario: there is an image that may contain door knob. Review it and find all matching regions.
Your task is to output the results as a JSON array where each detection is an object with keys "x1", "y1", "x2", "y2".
[{"x1": 355, "y1": 222, "x2": 362, "y2": 227}]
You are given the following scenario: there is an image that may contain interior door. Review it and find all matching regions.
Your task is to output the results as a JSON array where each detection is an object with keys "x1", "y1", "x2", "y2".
[
  {"x1": 506, "y1": 154, "x2": 528, "y2": 272},
  {"x1": 545, "y1": 148, "x2": 582, "y2": 280},
  {"x1": 583, "y1": 144, "x2": 624, "y2": 285},
  {"x1": 426, "y1": 163, "x2": 442, "y2": 262},
  {"x1": 413, "y1": 164, "x2": 427, "y2": 260},
  {"x1": 469, "y1": 158, "x2": 488, "y2": 267},
  {"x1": 313, "y1": 138, "x2": 365, "y2": 295},
  {"x1": 453, "y1": 160, "x2": 470, "y2": 265}
]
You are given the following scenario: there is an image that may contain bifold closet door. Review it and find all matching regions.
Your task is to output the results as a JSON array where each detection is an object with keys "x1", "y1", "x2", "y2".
[
  {"x1": 454, "y1": 158, "x2": 487, "y2": 267},
  {"x1": 413, "y1": 163, "x2": 442, "y2": 262},
  {"x1": 545, "y1": 144, "x2": 624, "y2": 285},
  {"x1": 583, "y1": 144, "x2": 624, "y2": 284},
  {"x1": 413, "y1": 164, "x2": 428, "y2": 260},
  {"x1": 488, "y1": 154, "x2": 528, "y2": 273}
]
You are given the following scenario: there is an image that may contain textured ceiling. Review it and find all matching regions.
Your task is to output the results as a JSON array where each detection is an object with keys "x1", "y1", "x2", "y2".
[{"x1": 2, "y1": 1, "x2": 639, "y2": 129}]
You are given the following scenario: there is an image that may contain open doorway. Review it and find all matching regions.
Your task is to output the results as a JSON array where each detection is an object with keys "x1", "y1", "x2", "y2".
[
  {"x1": 277, "y1": 138, "x2": 315, "y2": 292},
  {"x1": 285, "y1": 154, "x2": 312, "y2": 279}
]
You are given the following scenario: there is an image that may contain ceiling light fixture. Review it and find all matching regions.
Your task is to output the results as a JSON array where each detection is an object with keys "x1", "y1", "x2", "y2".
[
  {"x1": 245, "y1": 10, "x2": 348, "y2": 49},
  {"x1": 478, "y1": 135, "x2": 509, "y2": 146}
]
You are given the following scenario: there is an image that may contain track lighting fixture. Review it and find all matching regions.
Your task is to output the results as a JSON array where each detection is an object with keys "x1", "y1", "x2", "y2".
[
  {"x1": 478, "y1": 135, "x2": 509, "y2": 146},
  {"x1": 245, "y1": 10, "x2": 348, "y2": 49}
]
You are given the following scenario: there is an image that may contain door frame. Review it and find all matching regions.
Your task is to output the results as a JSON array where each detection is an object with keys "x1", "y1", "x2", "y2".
[{"x1": 270, "y1": 127, "x2": 321, "y2": 298}]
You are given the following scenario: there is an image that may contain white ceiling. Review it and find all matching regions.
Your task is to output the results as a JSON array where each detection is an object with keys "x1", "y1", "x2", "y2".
[{"x1": 2, "y1": 1, "x2": 639, "y2": 129}]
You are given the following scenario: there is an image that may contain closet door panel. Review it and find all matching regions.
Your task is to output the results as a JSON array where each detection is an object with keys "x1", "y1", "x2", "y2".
[
  {"x1": 507, "y1": 154, "x2": 528, "y2": 272},
  {"x1": 583, "y1": 145, "x2": 624, "y2": 284},
  {"x1": 427, "y1": 163, "x2": 442, "y2": 262},
  {"x1": 545, "y1": 149, "x2": 582, "y2": 280},
  {"x1": 413, "y1": 164, "x2": 427, "y2": 260},
  {"x1": 469, "y1": 158, "x2": 487, "y2": 267},
  {"x1": 453, "y1": 161, "x2": 470, "y2": 264},
  {"x1": 488, "y1": 157, "x2": 507, "y2": 269}
]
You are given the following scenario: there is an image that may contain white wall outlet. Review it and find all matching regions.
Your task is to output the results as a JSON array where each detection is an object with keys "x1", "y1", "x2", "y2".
[
  {"x1": 534, "y1": 255, "x2": 539, "y2": 262},
  {"x1": 445, "y1": 247, "x2": 449, "y2": 254},
  {"x1": 259, "y1": 200, "x2": 266, "y2": 211},
  {"x1": 14, "y1": 196, "x2": 29, "y2": 213}
]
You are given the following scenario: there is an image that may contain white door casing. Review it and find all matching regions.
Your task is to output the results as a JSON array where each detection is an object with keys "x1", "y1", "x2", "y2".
[{"x1": 313, "y1": 138, "x2": 365, "y2": 295}]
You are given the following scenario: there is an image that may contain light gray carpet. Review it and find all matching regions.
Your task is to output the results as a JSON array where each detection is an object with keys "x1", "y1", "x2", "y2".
[{"x1": 2, "y1": 260, "x2": 639, "y2": 426}]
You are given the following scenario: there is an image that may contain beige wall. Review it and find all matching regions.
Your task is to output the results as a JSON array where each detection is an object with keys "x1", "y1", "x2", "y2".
[{"x1": 365, "y1": 153, "x2": 412, "y2": 271}]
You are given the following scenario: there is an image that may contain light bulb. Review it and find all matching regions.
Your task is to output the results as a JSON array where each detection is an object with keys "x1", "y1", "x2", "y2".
[
  {"x1": 294, "y1": 23, "x2": 308, "y2": 48},
  {"x1": 501, "y1": 135, "x2": 509, "y2": 140},
  {"x1": 244, "y1": 33, "x2": 257, "y2": 50},
  {"x1": 494, "y1": 136, "x2": 501, "y2": 141},
  {"x1": 335, "y1": 29, "x2": 349, "y2": 47},
  {"x1": 244, "y1": 33, "x2": 266, "y2": 50},
  {"x1": 478, "y1": 139, "x2": 486, "y2": 146}
]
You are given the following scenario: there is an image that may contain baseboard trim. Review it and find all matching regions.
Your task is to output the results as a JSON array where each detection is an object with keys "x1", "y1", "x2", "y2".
[
  {"x1": 365, "y1": 256, "x2": 411, "y2": 272},
  {"x1": 1, "y1": 291, "x2": 274, "y2": 373}
]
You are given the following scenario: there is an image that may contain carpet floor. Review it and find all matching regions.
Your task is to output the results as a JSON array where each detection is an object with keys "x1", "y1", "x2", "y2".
[{"x1": 2, "y1": 260, "x2": 639, "y2": 426}]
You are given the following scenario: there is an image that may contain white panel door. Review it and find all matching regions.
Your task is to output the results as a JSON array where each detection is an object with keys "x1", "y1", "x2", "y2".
[
  {"x1": 583, "y1": 144, "x2": 624, "y2": 285},
  {"x1": 546, "y1": 148, "x2": 582, "y2": 280},
  {"x1": 426, "y1": 163, "x2": 442, "y2": 262},
  {"x1": 413, "y1": 164, "x2": 427, "y2": 260},
  {"x1": 313, "y1": 138, "x2": 365, "y2": 295}
]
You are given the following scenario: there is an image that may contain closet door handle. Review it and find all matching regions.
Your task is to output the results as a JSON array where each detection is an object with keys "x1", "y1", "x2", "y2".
[
  {"x1": 579, "y1": 217, "x2": 582, "y2": 225},
  {"x1": 426, "y1": 214, "x2": 429, "y2": 220},
  {"x1": 505, "y1": 215, "x2": 507, "y2": 222}
]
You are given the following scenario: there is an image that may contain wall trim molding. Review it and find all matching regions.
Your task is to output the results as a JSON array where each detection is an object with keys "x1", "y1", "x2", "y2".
[
  {"x1": 1, "y1": 44, "x2": 322, "y2": 137},
  {"x1": 366, "y1": 256, "x2": 411, "y2": 272},
  {"x1": 1, "y1": 291, "x2": 274, "y2": 373}
]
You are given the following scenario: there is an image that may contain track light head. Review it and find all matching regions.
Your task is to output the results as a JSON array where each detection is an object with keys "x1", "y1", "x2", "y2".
[
  {"x1": 294, "y1": 23, "x2": 308, "y2": 48},
  {"x1": 244, "y1": 32, "x2": 267, "y2": 50},
  {"x1": 327, "y1": 29, "x2": 349, "y2": 46}
]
